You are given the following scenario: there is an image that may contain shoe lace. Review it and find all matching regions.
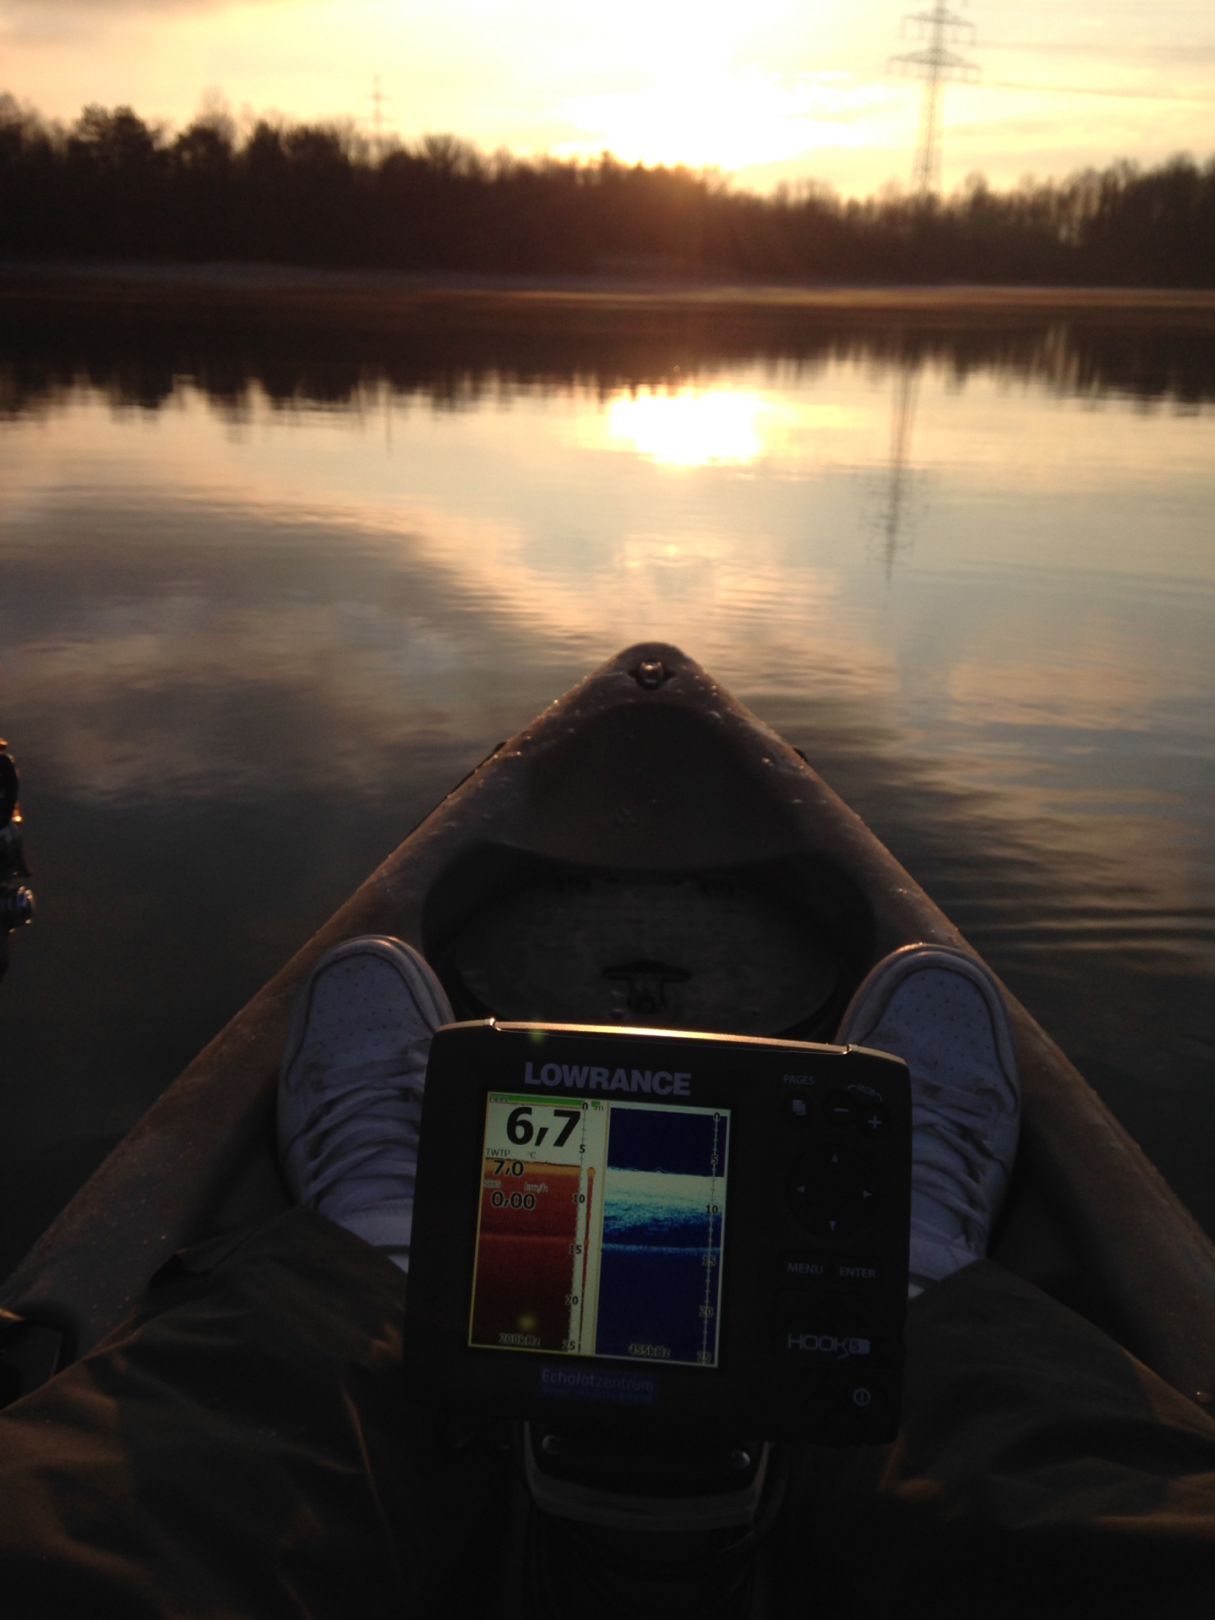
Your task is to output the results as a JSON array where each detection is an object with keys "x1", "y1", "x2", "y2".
[
  {"x1": 292, "y1": 1042, "x2": 430, "y2": 1218},
  {"x1": 911, "y1": 1077, "x2": 996, "y2": 1247}
]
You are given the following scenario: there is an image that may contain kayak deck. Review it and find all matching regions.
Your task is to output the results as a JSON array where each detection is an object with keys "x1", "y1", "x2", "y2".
[{"x1": 3, "y1": 644, "x2": 1213, "y2": 1408}]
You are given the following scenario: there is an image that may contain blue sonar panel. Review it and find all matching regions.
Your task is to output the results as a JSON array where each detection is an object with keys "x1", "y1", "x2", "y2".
[{"x1": 593, "y1": 1106, "x2": 728, "y2": 1367}]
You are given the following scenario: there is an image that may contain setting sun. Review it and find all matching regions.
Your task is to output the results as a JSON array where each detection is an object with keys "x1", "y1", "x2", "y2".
[{"x1": 557, "y1": 66, "x2": 894, "y2": 172}]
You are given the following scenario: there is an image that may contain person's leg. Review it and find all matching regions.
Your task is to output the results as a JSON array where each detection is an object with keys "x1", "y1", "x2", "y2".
[
  {"x1": 778, "y1": 944, "x2": 1215, "y2": 1616},
  {"x1": 867, "y1": 1257, "x2": 1215, "y2": 1615},
  {"x1": 7, "y1": 933, "x2": 1214, "y2": 1618},
  {"x1": 834, "y1": 943, "x2": 1021, "y2": 1296},
  {"x1": 277, "y1": 934, "x2": 453, "y2": 1273},
  {"x1": 0, "y1": 1208, "x2": 509, "y2": 1618},
  {"x1": 0, "y1": 937, "x2": 501, "y2": 1620}
]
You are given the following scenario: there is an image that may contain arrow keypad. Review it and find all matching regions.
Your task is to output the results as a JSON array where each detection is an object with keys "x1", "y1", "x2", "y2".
[{"x1": 787, "y1": 1141, "x2": 881, "y2": 1239}]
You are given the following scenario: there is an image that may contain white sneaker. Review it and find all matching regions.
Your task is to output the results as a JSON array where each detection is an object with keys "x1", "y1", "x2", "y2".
[
  {"x1": 834, "y1": 944, "x2": 1020, "y2": 1292},
  {"x1": 278, "y1": 936, "x2": 453, "y2": 1272}
]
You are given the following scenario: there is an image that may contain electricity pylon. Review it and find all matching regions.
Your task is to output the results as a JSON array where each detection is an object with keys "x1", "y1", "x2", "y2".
[
  {"x1": 890, "y1": 5, "x2": 979, "y2": 196},
  {"x1": 367, "y1": 75, "x2": 392, "y2": 152}
]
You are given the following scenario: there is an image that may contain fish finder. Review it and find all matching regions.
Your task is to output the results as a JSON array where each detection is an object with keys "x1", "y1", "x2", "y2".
[{"x1": 403, "y1": 1021, "x2": 911, "y2": 1491}]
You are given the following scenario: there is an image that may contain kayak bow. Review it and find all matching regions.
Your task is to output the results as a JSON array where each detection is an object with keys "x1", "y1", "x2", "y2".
[{"x1": 3, "y1": 644, "x2": 1212, "y2": 1408}]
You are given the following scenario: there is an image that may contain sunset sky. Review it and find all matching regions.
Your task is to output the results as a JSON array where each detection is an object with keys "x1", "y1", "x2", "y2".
[{"x1": 3, "y1": 0, "x2": 1214, "y2": 195}]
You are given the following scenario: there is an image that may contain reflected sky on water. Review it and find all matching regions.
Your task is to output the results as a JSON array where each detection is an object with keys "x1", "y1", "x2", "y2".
[{"x1": 2, "y1": 309, "x2": 1214, "y2": 1272}]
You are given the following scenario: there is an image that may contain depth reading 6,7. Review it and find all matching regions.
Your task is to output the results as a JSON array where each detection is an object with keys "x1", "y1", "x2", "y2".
[{"x1": 503, "y1": 1105, "x2": 581, "y2": 1150}]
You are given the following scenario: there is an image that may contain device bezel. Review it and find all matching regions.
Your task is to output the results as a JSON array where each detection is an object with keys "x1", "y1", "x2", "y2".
[{"x1": 403, "y1": 1020, "x2": 910, "y2": 1443}]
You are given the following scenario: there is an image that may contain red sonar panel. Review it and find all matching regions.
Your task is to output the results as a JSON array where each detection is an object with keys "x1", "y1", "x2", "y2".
[{"x1": 470, "y1": 1162, "x2": 594, "y2": 1351}]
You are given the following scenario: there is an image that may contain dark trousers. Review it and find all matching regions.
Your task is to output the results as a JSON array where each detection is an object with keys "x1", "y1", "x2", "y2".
[{"x1": 1, "y1": 1208, "x2": 1213, "y2": 1617}]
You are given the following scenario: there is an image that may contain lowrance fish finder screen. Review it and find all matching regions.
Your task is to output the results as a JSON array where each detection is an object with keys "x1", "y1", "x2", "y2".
[{"x1": 470, "y1": 1093, "x2": 730, "y2": 1369}]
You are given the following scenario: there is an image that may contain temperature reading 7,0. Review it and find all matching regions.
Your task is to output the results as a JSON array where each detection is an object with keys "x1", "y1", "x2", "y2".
[{"x1": 505, "y1": 1105, "x2": 582, "y2": 1149}]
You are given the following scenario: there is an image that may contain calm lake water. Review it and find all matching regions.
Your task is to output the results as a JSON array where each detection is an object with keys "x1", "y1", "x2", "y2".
[{"x1": 2, "y1": 286, "x2": 1214, "y2": 1276}]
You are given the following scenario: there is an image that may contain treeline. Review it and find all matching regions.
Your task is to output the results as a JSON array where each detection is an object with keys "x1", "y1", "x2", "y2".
[{"x1": 2, "y1": 94, "x2": 1214, "y2": 286}]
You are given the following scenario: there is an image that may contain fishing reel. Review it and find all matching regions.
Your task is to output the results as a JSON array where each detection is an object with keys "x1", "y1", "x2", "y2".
[{"x1": 0, "y1": 742, "x2": 35, "y2": 982}]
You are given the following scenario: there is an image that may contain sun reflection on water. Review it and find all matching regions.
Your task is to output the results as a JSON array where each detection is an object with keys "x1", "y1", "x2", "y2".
[{"x1": 603, "y1": 387, "x2": 774, "y2": 467}]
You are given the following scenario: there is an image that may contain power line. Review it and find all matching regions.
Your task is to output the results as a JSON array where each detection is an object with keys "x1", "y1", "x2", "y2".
[
  {"x1": 987, "y1": 78, "x2": 1215, "y2": 103},
  {"x1": 981, "y1": 41, "x2": 1215, "y2": 56}
]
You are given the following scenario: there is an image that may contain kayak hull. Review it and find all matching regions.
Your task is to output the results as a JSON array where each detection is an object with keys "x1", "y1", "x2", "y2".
[{"x1": 3, "y1": 644, "x2": 1212, "y2": 1407}]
